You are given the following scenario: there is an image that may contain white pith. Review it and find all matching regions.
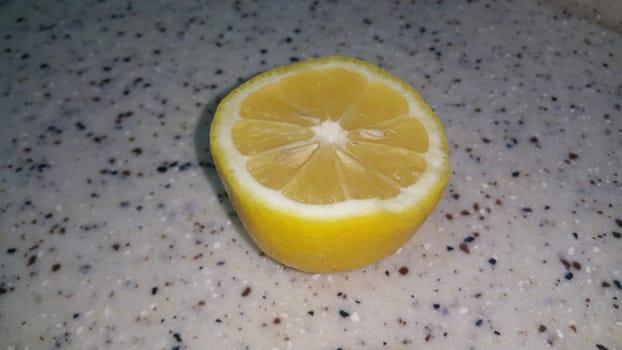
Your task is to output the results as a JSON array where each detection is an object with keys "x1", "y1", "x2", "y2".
[
  {"x1": 311, "y1": 120, "x2": 348, "y2": 148},
  {"x1": 213, "y1": 59, "x2": 448, "y2": 218}
]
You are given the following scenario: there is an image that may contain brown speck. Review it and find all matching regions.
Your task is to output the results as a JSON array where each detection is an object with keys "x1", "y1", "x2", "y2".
[
  {"x1": 51, "y1": 263, "x2": 61, "y2": 272},
  {"x1": 241, "y1": 286, "x2": 251, "y2": 297},
  {"x1": 572, "y1": 261, "x2": 581, "y2": 270},
  {"x1": 398, "y1": 266, "x2": 409, "y2": 275},
  {"x1": 131, "y1": 147, "x2": 143, "y2": 156},
  {"x1": 602, "y1": 281, "x2": 611, "y2": 287},
  {"x1": 273, "y1": 317, "x2": 281, "y2": 324},
  {"x1": 615, "y1": 219, "x2": 622, "y2": 228},
  {"x1": 568, "y1": 152, "x2": 578, "y2": 160},
  {"x1": 27, "y1": 255, "x2": 37, "y2": 266},
  {"x1": 198, "y1": 300, "x2": 205, "y2": 306},
  {"x1": 459, "y1": 243, "x2": 470, "y2": 254},
  {"x1": 612, "y1": 231, "x2": 621, "y2": 239},
  {"x1": 460, "y1": 210, "x2": 471, "y2": 216},
  {"x1": 560, "y1": 258, "x2": 571, "y2": 269},
  {"x1": 569, "y1": 324, "x2": 576, "y2": 333}
]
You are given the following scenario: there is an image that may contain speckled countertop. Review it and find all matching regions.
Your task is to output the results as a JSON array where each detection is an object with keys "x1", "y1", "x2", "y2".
[{"x1": 1, "y1": 0, "x2": 621, "y2": 349}]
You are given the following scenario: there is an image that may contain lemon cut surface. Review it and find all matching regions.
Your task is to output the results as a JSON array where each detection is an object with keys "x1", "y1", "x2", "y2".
[{"x1": 210, "y1": 56, "x2": 449, "y2": 273}]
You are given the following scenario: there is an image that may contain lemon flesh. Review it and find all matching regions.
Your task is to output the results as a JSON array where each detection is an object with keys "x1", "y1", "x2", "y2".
[{"x1": 210, "y1": 56, "x2": 449, "y2": 273}]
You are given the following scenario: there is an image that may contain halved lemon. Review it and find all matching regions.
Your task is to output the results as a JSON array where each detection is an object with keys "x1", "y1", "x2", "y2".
[{"x1": 210, "y1": 56, "x2": 449, "y2": 273}]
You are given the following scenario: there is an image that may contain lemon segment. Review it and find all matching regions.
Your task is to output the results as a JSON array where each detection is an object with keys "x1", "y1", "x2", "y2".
[{"x1": 210, "y1": 56, "x2": 450, "y2": 272}]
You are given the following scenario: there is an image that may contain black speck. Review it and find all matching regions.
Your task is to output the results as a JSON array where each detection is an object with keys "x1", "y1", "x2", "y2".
[
  {"x1": 173, "y1": 332, "x2": 182, "y2": 342},
  {"x1": 596, "y1": 345, "x2": 609, "y2": 350},
  {"x1": 433, "y1": 303, "x2": 440, "y2": 310},
  {"x1": 614, "y1": 280, "x2": 621, "y2": 290},
  {"x1": 488, "y1": 258, "x2": 497, "y2": 265},
  {"x1": 565, "y1": 272, "x2": 574, "y2": 280},
  {"x1": 6, "y1": 248, "x2": 17, "y2": 254},
  {"x1": 151, "y1": 286, "x2": 158, "y2": 295},
  {"x1": 446, "y1": 246, "x2": 454, "y2": 251},
  {"x1": 178, "y1": 162, "x2": 192, "y2": 171},
  {"x1": 464, "y1": 236, "x2": 475, "y2": 243},
  {"x1": 27, "y1": 255, "x2": 37, "y2": 266},
  {"x1": 475, "y1": 319, "x2": 483, "y2": 326},
  {"x1": 75, "y1": 121, "x2": 86, "y2": 130},
  {"x1": 511, "y1": 171, "x2": 520, "y2": 177},
  {"x1": 157, "y1": 165, "x2": 168, "y2": 173},
  {"x1": 339, "y1": 310, "x2": 350, "y2": 318}
]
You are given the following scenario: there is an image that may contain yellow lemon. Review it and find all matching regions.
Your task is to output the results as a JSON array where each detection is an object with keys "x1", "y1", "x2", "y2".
[{"x1": 210, "y1": 56, "x2": 449, "y2": 273}]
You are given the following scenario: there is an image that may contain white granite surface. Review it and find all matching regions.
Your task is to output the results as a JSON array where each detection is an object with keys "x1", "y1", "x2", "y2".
[{"x1": 1, "y1": 0, "x2": 621, "y2": 349}]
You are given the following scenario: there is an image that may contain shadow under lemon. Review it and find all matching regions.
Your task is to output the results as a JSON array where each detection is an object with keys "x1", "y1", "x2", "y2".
[{"x1": 193, "y1": 82, "x2": 264, "y2": 257}]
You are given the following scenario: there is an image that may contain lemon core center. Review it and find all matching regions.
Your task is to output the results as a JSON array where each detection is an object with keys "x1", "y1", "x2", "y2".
[{"x1": 311, "y1": 120, "x2": 347, "y2": 148}]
